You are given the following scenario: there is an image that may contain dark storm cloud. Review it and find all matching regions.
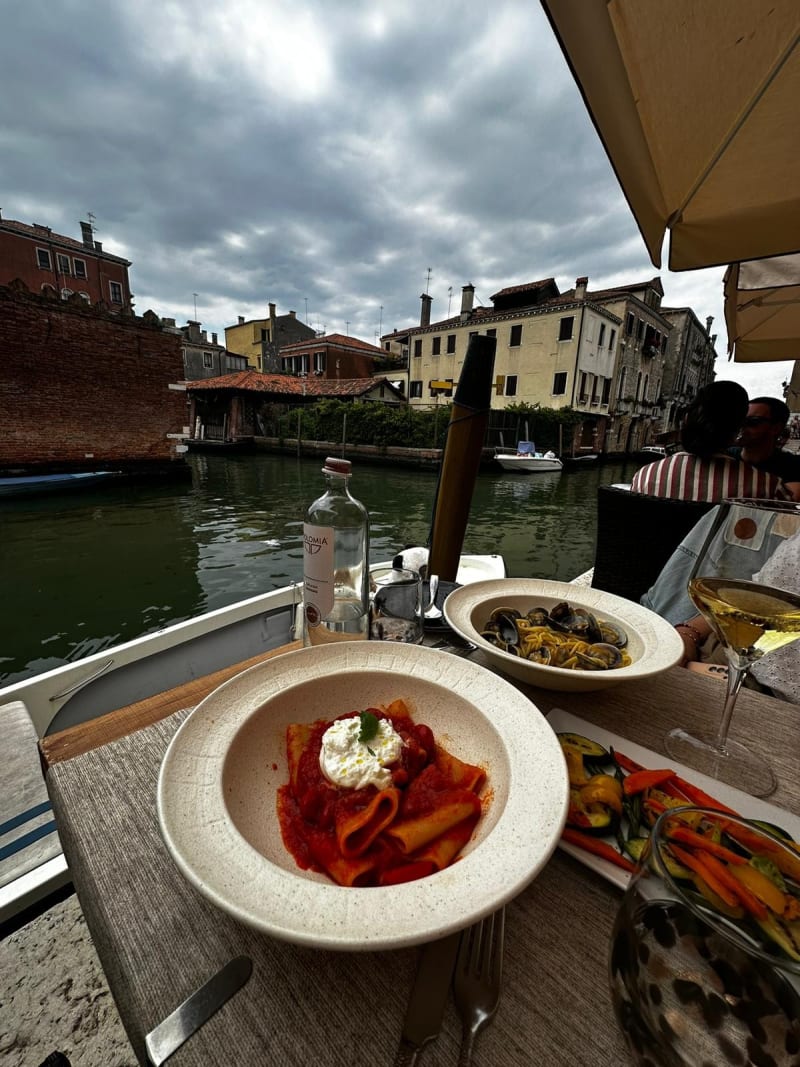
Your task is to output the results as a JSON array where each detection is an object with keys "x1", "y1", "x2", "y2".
[{"x1": 0, "y1": 1, "x2": 790, "y2": 395}]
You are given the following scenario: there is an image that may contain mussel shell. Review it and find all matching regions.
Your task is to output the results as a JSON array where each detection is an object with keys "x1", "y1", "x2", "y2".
[{"x1": 578, "y1": 642, "x2": 623, "y2": 669}]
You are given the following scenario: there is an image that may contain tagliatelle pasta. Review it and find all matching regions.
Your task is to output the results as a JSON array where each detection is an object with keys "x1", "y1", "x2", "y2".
[{"x1": 277, "y1": 698, "x2": 486, "y2": 887}]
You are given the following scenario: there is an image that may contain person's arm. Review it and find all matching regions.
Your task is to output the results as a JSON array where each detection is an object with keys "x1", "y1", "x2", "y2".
[
  {"x1": 674, "y1": 615, "x2": 712, "y2": 666},
  {"x1": 782, "y1": 480, "x2": 800, "y2": 502}
]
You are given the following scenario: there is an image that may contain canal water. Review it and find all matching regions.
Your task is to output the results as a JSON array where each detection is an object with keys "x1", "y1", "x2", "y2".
[{"x1": 2, "y1": 452, "x2": 642, "y2": 686}]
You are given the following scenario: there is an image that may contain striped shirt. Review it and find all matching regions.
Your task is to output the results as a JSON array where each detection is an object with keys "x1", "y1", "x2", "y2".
[{"x1": 630, "y1": 451, "x2": 786, "y2": 503}]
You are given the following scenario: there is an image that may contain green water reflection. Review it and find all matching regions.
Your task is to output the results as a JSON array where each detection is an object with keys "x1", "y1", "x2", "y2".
[{"x1": 2, "y1": 452, "x2": 641, "y2": 685}]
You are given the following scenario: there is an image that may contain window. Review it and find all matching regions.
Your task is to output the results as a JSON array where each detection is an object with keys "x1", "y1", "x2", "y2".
[
  {"x1": 73, "y1": 258, "x2": 87, "y2": 279},
  {"x1": 625, "y1": 312, "x2": 635, "y2": 336},
  {"x1": 505, "y1": 374, "x2": 518, "y2": 397},
  {"x1": 60, "y1": 288, "x2": 73, "y2": 300},
  {"x1": 579, "y1": 371, "x2": 588, "y2": 403},
  {"x1": 109, "y1": 280, "x2": 123, "y2": 304},
  {"x1": 413, "y1": 339, "x2": 422, "y2": 358},
  {"x1": 432, "y1": 336, "x2": 441, "y2": 356},
  {"x1": 636, "y1": 318, "x2": 645, "y2": 341},
  {"x1": 446, "y1": 334, "x2": 456, "y2": 354},
  {"x1": 598, "y1": 323, "x2": 606, "y2": 347},
  {"x1": 591, "y1": 376, "x2": 599, "y2": 404},
  {"x1": 78, "y1": 292, "x2": 90, "y2": 303},
  {"x1": 57, "y1": 253, "x2": 71, "y2": 275},
  {"x1": 313, "y1": 351, "x2": 325, "y2": 373},
  {"x1": 558, "y1": 317, "x2": 574, "y2": 341},
  {"x1": 509, "y1": 324, "x2": 522, "y2": 346},
  {"x1": 552, "y1": 371, "x2": 567, "y2": 396},
  {"x1": 486, "y1": 328, "x2": 496, "y2": 338},
  {"x1": 203, "y1": 352, "x2": 213, "y2": 368},
  {"x1": 410, "y1": 380, "x2": 423, "y2": 398},
  {"x1": 36, "y1": 248, "x2": 52, "y2": 270},
  {"x1": 609, "y1": 329, "x2": 616, "y2": 350},
  {"x1": 602, "y1": 377, "x2": 611, "y2": 405}
]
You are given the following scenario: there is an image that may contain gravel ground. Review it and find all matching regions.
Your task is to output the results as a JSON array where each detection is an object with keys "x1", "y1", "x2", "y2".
[{"x1": 0, "y1": 893, "x2": 134, "y2": 1067}]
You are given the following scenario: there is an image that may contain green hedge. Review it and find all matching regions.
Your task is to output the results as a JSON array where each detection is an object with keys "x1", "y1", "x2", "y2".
[{"x1": 262, "y1": 399, "x2": 580, "y2": 452}]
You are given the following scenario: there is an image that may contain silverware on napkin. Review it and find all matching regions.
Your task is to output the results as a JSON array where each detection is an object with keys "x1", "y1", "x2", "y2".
[
  {"x1": 145, "y1": 955, "x2": 253, "y2": 1066},
  {"x1": 394, "y1": 932, "x2": 461, "y2": 1066}
]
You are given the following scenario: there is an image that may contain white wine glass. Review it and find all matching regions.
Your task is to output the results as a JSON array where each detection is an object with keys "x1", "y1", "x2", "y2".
[{"x1": 664, "y1": 498, "x2": 800, "y2": 797}]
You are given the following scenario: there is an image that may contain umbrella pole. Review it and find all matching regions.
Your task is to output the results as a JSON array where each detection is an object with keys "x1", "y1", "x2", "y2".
[{"x1": 428, "y1": 335, "x2": 497, "y2": 582}]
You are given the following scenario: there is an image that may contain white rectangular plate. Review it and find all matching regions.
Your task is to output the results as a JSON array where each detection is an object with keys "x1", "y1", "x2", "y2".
[{"x1": 546, "y1": 708, "x2": 800, "y2": 890}]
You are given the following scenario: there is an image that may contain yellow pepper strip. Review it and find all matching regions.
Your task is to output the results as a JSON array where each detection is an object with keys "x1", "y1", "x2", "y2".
[
  {"x1": 729, "y1": 864, "x2": 789, "y2": 916},
  {"x1": 563, "y1": 744, "x2": 589, "y2": 786},
  {"x1": 579, "y1": 778, "x2": 623, "y2": 816}
]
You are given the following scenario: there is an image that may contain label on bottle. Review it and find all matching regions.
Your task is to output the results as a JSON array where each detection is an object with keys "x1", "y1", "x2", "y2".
[{"x1": 303, "y1": 522, "x2": 335, "y2": 624}]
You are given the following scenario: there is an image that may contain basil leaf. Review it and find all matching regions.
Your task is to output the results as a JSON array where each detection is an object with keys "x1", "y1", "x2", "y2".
[{"x1": 358, "y1": 710, "x2": 380, "y2": 744}]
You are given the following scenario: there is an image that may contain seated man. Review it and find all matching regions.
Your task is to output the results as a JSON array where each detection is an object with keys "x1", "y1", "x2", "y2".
[
  {"x1": 631, "y1": 380, "x2": 785, "y2": 503},
  {"x1": 728, "y1": 396, "x2": 800, "y2": 501}
]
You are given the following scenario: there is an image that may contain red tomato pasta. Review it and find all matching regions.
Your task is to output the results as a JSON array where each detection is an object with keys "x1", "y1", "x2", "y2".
[{"x1": 277, "y1": 698, "x2": 486, "y2": 887}]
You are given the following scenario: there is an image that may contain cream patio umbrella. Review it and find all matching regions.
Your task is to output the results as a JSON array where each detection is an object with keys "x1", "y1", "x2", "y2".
[
  {"x1": 724, "y1": 254, "x2": 800, "y2": 363},
  {"x1": 540, "y1": 1, "x2": 800, "y2": 273}
]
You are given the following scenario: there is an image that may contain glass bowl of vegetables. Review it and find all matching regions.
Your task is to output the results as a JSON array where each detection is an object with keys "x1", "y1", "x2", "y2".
[{"x1": 610, "y1": 806, "x2": 800, "y2": 1067}]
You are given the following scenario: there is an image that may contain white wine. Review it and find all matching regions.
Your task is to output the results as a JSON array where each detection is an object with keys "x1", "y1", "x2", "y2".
[{"x1": 689, "y1": 577, "x2": 800, "y2": 660}]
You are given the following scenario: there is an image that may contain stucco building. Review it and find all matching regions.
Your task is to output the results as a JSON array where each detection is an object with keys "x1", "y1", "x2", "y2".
[
  {"x1": 387, "y1": 276, "x2": 679, "y2": 455},
  {"x1": 224, "y1": 303, "x2": 316, "y2": 371},
  {"x1": 0, "y1": 213, "x2": 132, "y2": 309},
  {"x1": 163, "y1": 319, "x2": 249, "y2": 380}
]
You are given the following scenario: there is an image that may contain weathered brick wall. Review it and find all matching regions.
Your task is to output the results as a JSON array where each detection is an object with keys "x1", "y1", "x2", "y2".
[{"x1": 0, "y1": 283, "x2": 187, "y2": 471}]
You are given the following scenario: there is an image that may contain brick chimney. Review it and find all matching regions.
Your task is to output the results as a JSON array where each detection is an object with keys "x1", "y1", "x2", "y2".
[
  {"x1": 460, "y1": 284, "x2": 475, "y2": 319},
  {"x1": 238, "y1": 315, "x2": 245, "y2": 325},
  {"x1": 80, "y1": 220, "x2": 94, "y2": 248},
  {"x1": 420, "y1": 293, "x2": 432, "y2": 328},
  {"x1": 575, "y1": 277, "x2": 588, "y2": 300},
  {"x1": 212, "y1": 332, "x2": 218, "y2": 344}
]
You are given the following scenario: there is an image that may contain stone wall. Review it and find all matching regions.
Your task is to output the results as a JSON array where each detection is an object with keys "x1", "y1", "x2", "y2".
[{"x1": 0, "y1": 282, "x2": 187, "y2": 473}]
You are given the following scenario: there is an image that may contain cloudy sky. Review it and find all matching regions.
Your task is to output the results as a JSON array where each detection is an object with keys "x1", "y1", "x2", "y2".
[{"x1": 2, "y1": 0, "x2": 792, "y2": 400}]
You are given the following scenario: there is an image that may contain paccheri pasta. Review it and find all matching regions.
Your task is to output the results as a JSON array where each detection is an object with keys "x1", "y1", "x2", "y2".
[{"x1": 277, "y1": 698, "x2": 486, "y2": 887}]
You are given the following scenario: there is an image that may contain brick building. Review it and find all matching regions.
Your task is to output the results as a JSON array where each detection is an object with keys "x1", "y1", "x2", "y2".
[
  {"x1": 279, "y1": 333, "x2": 383, "y2": 380},
  {"x1": 0, "y1": 213, "x2": 132, "y2": 309},
  {"x1": 0, "y1": 281, "x2": 187, "y2": 475}
]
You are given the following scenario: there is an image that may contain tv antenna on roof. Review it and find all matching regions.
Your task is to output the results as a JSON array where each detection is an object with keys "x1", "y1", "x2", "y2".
[
  {"x1": 448, "y1": 286, "x2": 453, "y2": 317},
  {"x1": 87, "y1": 211, "x2": 97, "y2": 229},
  {"x1": 425, "y1": 267, "x2": 432, "y2": 294}
]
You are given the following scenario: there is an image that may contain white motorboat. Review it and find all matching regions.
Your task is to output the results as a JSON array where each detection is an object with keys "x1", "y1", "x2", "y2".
[
  {"x1": 0, "y1": 552, "x2": 505, "y2": 924},
  {"x1": 494, "y1": 448, "x2": 563, "y2": 473}
]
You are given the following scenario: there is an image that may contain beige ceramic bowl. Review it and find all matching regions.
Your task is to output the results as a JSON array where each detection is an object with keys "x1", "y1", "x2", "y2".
[
  {"x1": 444, "y1": 578, "x2": 684, "y2": 692},
  {"x1": 157, "y1": 642, "x2": 568, "y2": 950}
]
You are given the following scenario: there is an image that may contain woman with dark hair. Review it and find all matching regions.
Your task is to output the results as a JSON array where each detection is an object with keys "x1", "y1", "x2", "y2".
[{"x1": 630, "y1": 381, "x2": 787, "y2": 502}]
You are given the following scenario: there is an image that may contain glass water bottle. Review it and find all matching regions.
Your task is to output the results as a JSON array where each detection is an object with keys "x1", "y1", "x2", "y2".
[{"x1": 303, "y1": 457, "x2": 369, "y2": 645}]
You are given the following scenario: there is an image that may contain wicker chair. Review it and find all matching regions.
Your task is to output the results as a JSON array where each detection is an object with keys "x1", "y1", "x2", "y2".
[{"x1": 591, "y1": 486, "x2": 716, "y2": 604}]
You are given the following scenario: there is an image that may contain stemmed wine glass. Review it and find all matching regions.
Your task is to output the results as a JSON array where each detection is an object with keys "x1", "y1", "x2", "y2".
[{"x1": 664, "y1": 498, "x2": 800, "y2": 797}]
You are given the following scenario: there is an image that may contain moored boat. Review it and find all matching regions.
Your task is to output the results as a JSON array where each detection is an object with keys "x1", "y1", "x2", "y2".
[
  {"x1": 494, "y1": 448, "x2": 563, "y2": 473},
  {"x1": 0, "y1": 471, "x2": 121, "y2": 499}
]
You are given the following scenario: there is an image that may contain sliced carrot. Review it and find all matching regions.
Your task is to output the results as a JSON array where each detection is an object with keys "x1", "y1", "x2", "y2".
[
  {"x1": 729, "y1": 864, "x2": 788, "y2": 916},
  {"x1": 691, "y1": 851, "x2": 768, "y2": 921},
  {"x1": 623, "y1": 768, "x2": 676, "y2": 796},
  {"x1": 561, "y1": 828, "x2": 636, "y2": 873},
  {"x1": 668, "y1": 843, "x2": 740, "y2": 909},
  {"x1": 613, "y1": 750, "x2": 644, "y2": 774},
  {"x1": 671, "y1": 777, "x2": 740, "y2": 816},
  {"x1": 666, "y1": 826, "x2": 747, "y2": 866}
]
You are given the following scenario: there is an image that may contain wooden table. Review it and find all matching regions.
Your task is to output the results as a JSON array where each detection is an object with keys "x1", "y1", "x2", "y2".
[{"x1": 40, "y1": 645, "x2": 800, "y2": 1066}]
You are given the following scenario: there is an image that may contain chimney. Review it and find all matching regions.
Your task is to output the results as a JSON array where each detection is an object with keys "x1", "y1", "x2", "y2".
[
  {"x1": 575, "y1": 276, "x2": 588, "y2": 300},
  {"x1": 212, "y1": 332, "x2": 218, "y2": 344},
  {"x1": 80, "y1": 220, "x2": 93, "y2": 248},
  {"x1": 706, "y1": 316, "x2": 714, "y2": 335},
  {"x1": 288, "y1": 310, "x2": 296, "y2": 319},
  {"x1": 94, "y1": 241, "x2": 103, "y2": 253},
  {"x1": 420, "y1": 293, "x2": 433, "y2": 328},
  {"x1": 460, "y1": 284, "x2": 475, "y2": 319},
  {"x1": 269, "y1": 301, "x2": 277, "y2": 319},
  {"x1": 238, "y1": 315, "x2": 245, "y2": 325}
]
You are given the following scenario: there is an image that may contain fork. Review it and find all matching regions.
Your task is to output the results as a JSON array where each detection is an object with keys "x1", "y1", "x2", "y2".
[{"x1": 453, "y1": 908, "x2": 505, "y2": 1066}]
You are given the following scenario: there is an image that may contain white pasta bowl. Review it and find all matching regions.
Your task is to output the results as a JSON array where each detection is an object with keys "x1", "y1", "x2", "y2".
[
  {"x1": 157, "y1": 641, "x2": 568, "y2": 950},
  {"x1": 443, "y1": 578, "x2": 684, "y2": 692}
]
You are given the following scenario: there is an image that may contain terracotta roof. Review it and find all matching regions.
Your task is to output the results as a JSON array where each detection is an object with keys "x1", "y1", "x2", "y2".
[
  {"x1": 186, "y1": 371, "x2": 395, "y2": 397},
  {"x1": 0, "y1": 218, "x2": 131, "y2": 265},
  {"x1": 578, "y1": 277, "x2": 664, "y2": 302},
  {"x1": 279, "y1": 333, "x2": 384, "y2": 355}
]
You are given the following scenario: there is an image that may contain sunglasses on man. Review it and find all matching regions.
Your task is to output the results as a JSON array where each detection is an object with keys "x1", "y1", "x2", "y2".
[{"x1": 743, "y1": 415, "x2": 776, "y2": 426}]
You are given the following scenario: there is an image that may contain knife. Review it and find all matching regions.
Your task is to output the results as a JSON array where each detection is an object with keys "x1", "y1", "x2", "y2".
[
  {"x1": 145, "y1": 955, "x2": 253, "y2": 1066},
  {"x1": 394, "y1": 932, "x2": 460, "y2": 1066}
]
